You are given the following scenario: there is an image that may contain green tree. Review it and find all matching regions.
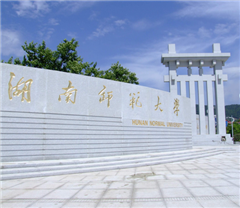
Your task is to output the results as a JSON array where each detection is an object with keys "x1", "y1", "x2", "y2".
[
  {"x1": 21, "y1": 40, "x2": 55, "y2": 69},
  {"x1": 226, "y1": 122, "x2": 240, "y2": 137},
  {"x1": 103, "y1": 61, "x2": 139, "y2": 84},
  {"x1": 2, "y1": 38, "x2": 139, "y2": 84}
]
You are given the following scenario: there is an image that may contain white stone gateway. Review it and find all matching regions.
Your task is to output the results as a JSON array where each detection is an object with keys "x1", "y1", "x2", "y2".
[
  {"x1": 0, "y1": 63, "x2": 192, "y2": 162},
  {"x1": 162, "y1": 43, "x2": 231, "y2": 144}
]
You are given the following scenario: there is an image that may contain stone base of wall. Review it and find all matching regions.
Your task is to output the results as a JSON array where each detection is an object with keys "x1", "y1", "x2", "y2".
[{"x1": 193, "y1": 134, "x2": 233, "y2": 146}]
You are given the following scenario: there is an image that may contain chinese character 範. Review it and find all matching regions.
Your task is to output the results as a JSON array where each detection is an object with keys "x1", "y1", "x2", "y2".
[{"x1": 129, "y1": 92, "x2": 142, "y2": 109}]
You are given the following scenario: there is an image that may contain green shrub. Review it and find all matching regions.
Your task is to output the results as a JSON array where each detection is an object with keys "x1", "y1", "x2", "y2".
[{"x1": 234, "y1": 134, "x2": 240, "y2": 142}]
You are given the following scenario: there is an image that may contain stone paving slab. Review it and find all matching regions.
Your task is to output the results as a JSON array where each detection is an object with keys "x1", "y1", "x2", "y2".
[{"x1": 1, "y1": 146, "x2": 239, "y2": 208}]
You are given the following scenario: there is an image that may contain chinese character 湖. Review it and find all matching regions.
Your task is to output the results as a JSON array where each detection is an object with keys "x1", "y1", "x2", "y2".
[
  {"x1": 129, "y1": 92, "x2": 142, "y2": 109},
  {"x1": 98, "y1": 85, "x2": 113, "y2": 108},
  {"x1": 8, "y1": 72, "x2": 33, "y2": 103},
  {"x1": 58, "y1": 81, "x2": 77, "y2": 104}
]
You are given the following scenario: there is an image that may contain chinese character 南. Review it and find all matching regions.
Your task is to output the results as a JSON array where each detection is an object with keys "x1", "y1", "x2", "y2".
[
  {"x1": 98, "y1": 85, "x2": 113, "y2": 108},
  {"x1": 155, "y1": 96, "x2": 163, "y2": 112},
  {"x1": 129, "y1": 92, "x2": 142, "y2": 109},
  {"x1": 58, "y1": 81, "x2": 77, "y2": 104},
  {"x1": 173, "y1": 98, "x2": 180, "y2": 116},
  {"x1": 8, "y1": 72, "x2": 33, "y2": 103}
]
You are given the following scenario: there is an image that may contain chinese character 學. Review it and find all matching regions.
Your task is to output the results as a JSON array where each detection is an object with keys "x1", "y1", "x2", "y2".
[
  {"x1": 173, "y1": 98, "x2": 180, "y2": 116},
  {"x1": 155, "y1": 96, "x2": 163, "y2": 112},
  {"x1": 129, "y1": 92, "x2": 142, "y2": 109},
  {"x1": 58, "y1": 81, "x2": 77, "y2": 104},
  {"x1": 8, "y1": 72, "x2": 33, "y2": 103},
  {"x1": 98, "y1": 85, "x2": 113, "y2": 108}
]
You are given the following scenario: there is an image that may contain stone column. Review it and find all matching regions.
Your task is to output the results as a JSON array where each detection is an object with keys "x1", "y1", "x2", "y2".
[
  {"x1": 214, "y1": 62, "x2": 226, "y2": 135},
  {"x1": 169, "y1": 62, "x2": 177, "y2": 95},
  {"x1": 180, "y1": 81, "x2": 186, "y2": 97},
  {"x1": 198, "y1": 80, "x2": 206, "y2": 135},
  {"x1": 206, "y1": 79, "x2": 215, "y2": 135},
  {"x1": 189, "y1": 80, "x2": 197, "y2": 135}
]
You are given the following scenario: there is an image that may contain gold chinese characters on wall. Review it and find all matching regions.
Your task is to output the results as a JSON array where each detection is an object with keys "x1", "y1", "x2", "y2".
[
  {"x1": 58, "y1": 81, "x2": 77, "y2": 104},
  {"x1": 155, "y1": 96, "x2": 163, "y2": 112},
  {"x1": 173, "y1": 98, "x2": 180, "y2": 116},
  {"x1": 7, "y1": 72, "x2": 181, "y2": 117},
  {"x1": 98, "y1": 85, "x2": 113, "y2": 108},
  {"x1": 129, "y1": 92, "x2": 142, "y2": 109},
  {"x1": 8, "y1": 72, "x2": 33, "y2": 103}
]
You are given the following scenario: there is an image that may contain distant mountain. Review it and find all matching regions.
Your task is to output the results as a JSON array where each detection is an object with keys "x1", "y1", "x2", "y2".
[
  {"x1": 225, "y1": 104, "x2": 240, "y2": 119},
  {"x1": 195, "y1": 104, "x2": 240, "y2": 119},
  {"x1": 195, "y1": 105, "x2": 216, "y2": 116}
]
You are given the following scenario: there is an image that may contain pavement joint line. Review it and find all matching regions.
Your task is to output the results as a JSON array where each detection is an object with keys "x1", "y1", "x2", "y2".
[
  {"x1": 129, "y1": 179, "x2": 135, "y2": 208},
  {"x1": 178, "y1": 163, "x2": 192, "y2": 176},
  {"x1": 222, "y1": 172, "x2": 238, "y2": 179},
  {"x1": 156, "y1": 177, "x2": 167, "y2": 207},
  {"x1": 1, "y1": 180, "x2": 47, "y2": 203},
  {"x1": 2, "y1": 195, "x2": 239, "y2": 203},
  {"x1": 202, "y1": 179, "x2": 240, "y2": 207},
  {"x1": 94, "y1": 180, "x2": 112, "y2": 208},
  {"x1": 178, "y1": 178, "x2": 204, "y2": 207},
  {"x1": 59, "y1": 181, "x2": 91, "y2": 208},
  {"x1": 225, "y1": 178, "x2": 240, "y2": 187},
  {"x1": 114, "y1": 168, "x2": 120, "y2": 176},
  {"x1": 58, "y1": 175, "x2": 69, "y2": 182},
  {"x1": 25, "y1": 180, "x2": 67, "y2": 208}
]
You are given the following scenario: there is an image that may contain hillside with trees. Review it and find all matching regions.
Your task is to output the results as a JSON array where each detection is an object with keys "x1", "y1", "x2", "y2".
[
  {"x1": 195, "y1": 104, "x2": 240, "y2": 119},
  {"x1": 225, "y1": 104, "x2": 240, "y2": 119}
]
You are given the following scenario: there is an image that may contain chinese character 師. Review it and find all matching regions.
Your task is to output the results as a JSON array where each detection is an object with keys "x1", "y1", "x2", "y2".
[{"x1": 98, "y1": 85, "x2": 113, "y2": 108}]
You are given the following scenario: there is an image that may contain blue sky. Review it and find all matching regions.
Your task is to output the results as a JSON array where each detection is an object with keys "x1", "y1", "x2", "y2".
[{"x1": 1, "y1": 0, "x2": 240, "y2": 105}]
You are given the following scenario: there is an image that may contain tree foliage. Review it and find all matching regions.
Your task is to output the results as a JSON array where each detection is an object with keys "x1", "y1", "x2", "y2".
[
  {"x1": 225, "y1": 104, "x2": 240, "y2": 119},
  {"x1": 226, "y1": 122, "x2": 240, "y2": 138},
  {"x1": 103, "y1": 62, "x2": 139, "y2": 84},
  {"x1": 2, "y1": 38, "x2": 139, "y2": 84}
]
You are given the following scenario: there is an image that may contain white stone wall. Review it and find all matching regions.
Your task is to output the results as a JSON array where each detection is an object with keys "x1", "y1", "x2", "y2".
[{"x1": 0, "y1": 64, "x2": 192, "y2": 162}]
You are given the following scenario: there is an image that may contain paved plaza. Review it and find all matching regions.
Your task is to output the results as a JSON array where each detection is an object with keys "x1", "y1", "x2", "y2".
[{"x1": 1, "y1": 146, "x2": 239, "y2": 208}]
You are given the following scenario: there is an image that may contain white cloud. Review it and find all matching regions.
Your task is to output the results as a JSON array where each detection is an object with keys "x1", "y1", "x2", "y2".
[
  {"x1": 198, "y1": 27, "x2": 211, "y2": 38},
  {"x1": 132, "y1": 19, "x2": 161, "y2": 31},
  {"x1": 214, "y1": 23, "x2": 237, "y2": 35},
  {"x1": 59, "y1": 1, "x2": 95, "y2": 13},
  {"x1": 115, "y1": 20, "x2": 126, "y2": 27},
  {"x1": 12, "y1": 1, "x2": 50, "y2": 18},
  {"x1": 49, "y1": 18, "x2": 59, "y2": 26},
  {"x1": 89, "y1": 11, "x2": 98, "y2": 20},
  {"x1": 1, "y1": 29, "x2": 25, "y2": 57},
  {"x1": 174, "y1": 1, "x2": 239, "y2": 21},
  {"x1": 195, "y1": 24, "x2": 239, "y2": 46},
  {"x1": 89, "y1": 18, "x2": 161, "y2": 40},
  {"x1": 88, "y1": 18, "x2": 127, "y2": 40},
  {"x1": 67, "y1": 32, "x2": 78, "y2": 39},
  {"x1": 224, "y1": 66, "x2": 240, "y2": 105},
  {"x1": 38, "y1": 27, "x2": 55, "y2": 41},
  {"x1": 88, "y1": 26, "x2": 114, "y2": 39}
]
